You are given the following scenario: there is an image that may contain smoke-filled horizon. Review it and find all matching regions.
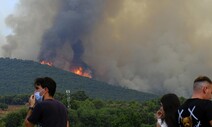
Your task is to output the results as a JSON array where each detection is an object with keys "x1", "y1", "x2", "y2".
[{"x1": 2, "y1": 0, "x2": 212, "y2": 97}]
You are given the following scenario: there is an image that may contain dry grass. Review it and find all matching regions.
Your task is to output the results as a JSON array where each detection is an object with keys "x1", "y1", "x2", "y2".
[{"x1": 0, "y1": 105, "x2": 25, "y2": 118}]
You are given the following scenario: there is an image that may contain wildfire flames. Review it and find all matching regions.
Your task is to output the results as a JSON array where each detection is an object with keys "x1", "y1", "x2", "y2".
[
  {"x1": 40, "y1": 61, "x2": 92, "y2": 78},
  {"x1": 40, "y1": 61, "x2": 53, "y2": 66},
  {"x1": 70, "y1": 66, "x2": 92, "y2": 78}
]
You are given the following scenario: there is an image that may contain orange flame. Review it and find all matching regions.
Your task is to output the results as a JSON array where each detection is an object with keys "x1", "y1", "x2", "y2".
[
  {"x1": 71, "y1": 66, "x2": 92, "y2": 78},
  {"x1": 40, "y1": 61, "x2": 53, "y2": 66},
  {"x1": 40, "y1": 61, "x2": 92, "y2": 78}
]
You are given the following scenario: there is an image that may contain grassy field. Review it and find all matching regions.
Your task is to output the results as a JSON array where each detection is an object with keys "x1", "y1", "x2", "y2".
[{"x1": 0, "y1": 105, "x2": 25, "y2": 119}]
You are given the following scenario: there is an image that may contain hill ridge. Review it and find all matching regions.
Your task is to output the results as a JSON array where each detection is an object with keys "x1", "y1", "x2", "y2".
[{"x1": 0, "y1": 57, "x2": 157, "y2": 101}]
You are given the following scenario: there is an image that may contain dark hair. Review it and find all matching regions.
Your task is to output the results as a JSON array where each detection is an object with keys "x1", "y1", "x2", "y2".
[
  {"x1": 34, "y1": 77, "x2": 56, "y2": 96},
  {"x1": 161, "y1": 93, "x2": 180, "y2": 127},
  {"x1": 194, "y1": 76, "x2": 212, "y2": 84}
]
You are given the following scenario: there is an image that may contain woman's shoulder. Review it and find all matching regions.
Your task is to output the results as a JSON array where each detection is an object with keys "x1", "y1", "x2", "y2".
[{"x1": 157, "y1": 119, "x2": 168, "y2": 127}]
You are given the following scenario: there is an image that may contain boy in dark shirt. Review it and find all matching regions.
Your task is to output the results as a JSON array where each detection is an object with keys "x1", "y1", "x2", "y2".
[{"x1": 24, "y1": 77, "x2": 69, "y2": 127}]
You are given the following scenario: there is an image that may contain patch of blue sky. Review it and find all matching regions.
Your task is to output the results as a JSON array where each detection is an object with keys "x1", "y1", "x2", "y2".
[{"x1": 0, "y1": 0, "x2": 19, "y2": 36}]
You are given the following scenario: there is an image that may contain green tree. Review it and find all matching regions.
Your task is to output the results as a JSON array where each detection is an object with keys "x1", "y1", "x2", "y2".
[
  {"x1": 72, "y1": 91, "x2": 89, "y2": 101},
  {"x1": 0, "y1": 103, "x2": 8, "y2": 110},
  {"x1": 2, "y1": 108, "x2": 26, "y2": 127}
]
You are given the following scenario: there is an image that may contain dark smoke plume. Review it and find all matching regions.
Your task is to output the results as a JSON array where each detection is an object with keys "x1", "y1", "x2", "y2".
[{"x1": 39, "y1": 0, "x2": 105, "y2": 73}]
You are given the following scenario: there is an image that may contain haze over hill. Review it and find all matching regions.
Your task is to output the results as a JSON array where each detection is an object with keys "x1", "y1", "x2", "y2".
[{"x1": 0, "y1": 58, "x2": 156, "y2": 101}]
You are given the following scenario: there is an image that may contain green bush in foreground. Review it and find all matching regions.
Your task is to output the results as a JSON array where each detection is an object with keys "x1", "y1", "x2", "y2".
[{"x1": 0, "y1": 92, "x2": 185, "y2": 127}]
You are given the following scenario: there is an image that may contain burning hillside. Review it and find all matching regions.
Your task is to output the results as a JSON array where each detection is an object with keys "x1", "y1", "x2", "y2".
[
  {"x1": 40, "y1": 60, "x2": 92, "y2": 78},
  {"x1": 4, "y1": 0, "x2": 212, "y2": 97},
  {"x1": 70, "y1": 66, "x2": 92, "y2": 78},
  {"x1": 40, "y1": 61, "x2": 53, "y2": 66}
]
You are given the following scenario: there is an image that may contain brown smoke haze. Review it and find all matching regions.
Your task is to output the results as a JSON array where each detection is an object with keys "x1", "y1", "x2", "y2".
[{"x1": 2, "y1": 0, "x2": 212, "y2": 97}]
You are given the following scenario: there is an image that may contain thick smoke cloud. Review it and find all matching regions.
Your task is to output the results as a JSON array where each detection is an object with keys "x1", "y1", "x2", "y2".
[
  {"x1": 39, "y1": 0, "x2": 106, "y2": 70},
  {"x1": 2, "y1": 0, "x2": 212, "y2": 97},
  {"x1": 1, "y1": 0, "x2": 60, "y2": 60},
  {"x1": 83, "y1": 0, "x2": 212, "y2": 96}
]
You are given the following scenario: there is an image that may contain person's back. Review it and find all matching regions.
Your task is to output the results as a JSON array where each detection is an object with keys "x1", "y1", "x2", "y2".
[
  {"x1": 28, "y1": 99, "x2": 68, "y2": 127},
  {"x1": 178, "y1": 98, "x2": 212, "y2": 127},
  {"x1": 177, "y1": 76, "x2": 212, "y2": 127}
]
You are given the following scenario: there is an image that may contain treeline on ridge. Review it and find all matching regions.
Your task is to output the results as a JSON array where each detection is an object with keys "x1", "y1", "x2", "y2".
[{"x1": 0, "y1": 57, "x2": 156, "y2": 102}]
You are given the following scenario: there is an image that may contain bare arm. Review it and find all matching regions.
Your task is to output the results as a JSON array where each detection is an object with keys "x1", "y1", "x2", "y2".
[
  {"x1": 24, "y1": 109, "x2": 34, "y2": 127},
  {"x1": 209, "y1": 120, "x2": 212, "y2": 126},
  {"x1": 67, "y1": 120, "x2": 70, "y2": 127},
  {"x1": 155, "y1": 107, "x2": 164, "y2": 127},
  {"x1": 156, "y1": 122, "x2": 161, "y2": 127},
  {"x1": 24, "y1": 95, "x2": 35, "y2": 127}
]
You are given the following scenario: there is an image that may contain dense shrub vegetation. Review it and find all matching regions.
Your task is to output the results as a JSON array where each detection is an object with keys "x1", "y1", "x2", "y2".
[{"x1": 0, "y1": 91, "x2": 186, "y2": 127}]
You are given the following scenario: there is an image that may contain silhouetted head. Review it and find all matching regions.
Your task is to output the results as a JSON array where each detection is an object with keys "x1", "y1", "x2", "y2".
[
  {"x1": 193, "y1": 76, "x2": 212, "y2": 100},
  {"x1": 160, "y1": 93, "x2": 180, "y2": 127},
  {"x1": 34, "y1": 77, "x2": 56, "y2": 97}
]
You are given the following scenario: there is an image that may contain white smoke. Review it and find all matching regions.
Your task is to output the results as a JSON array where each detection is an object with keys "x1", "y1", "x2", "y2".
[{"x1": 2, "y1": 0, "x2": 212, "y2": 97}]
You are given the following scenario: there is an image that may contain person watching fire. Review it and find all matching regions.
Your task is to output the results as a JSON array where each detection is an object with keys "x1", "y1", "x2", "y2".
[
  {"x1": 177, "y1": 76, "x2": 212, "y2": 127},
  {"x1": 24, "y1": 77, "x2": 69, "y2": 127},
  {"x1": 155, "y1": 93, "x2": 180, "y2": 127}
]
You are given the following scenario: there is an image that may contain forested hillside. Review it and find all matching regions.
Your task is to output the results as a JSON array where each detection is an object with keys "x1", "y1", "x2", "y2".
[{"x1": 0, "y1": 58, "x2": 156, "y2": 101}]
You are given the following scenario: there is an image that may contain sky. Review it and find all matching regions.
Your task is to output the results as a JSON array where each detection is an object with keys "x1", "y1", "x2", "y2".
[{"x1": 0, "y1": 0, "x2": 18, "y2": 36}]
